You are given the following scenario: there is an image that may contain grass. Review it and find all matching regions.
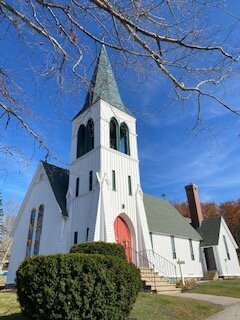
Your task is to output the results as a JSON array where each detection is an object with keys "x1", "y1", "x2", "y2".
[
  {"x1": 189, "y1": 279, "x2": 240, "y2": 299},
  {"x1": 0, "y1": 291, "x2": 24, "y2": 320},
  {"x1": 0, "y1": 277, "x2": 7, "y2": 288},
  {"x1": 0, "y1": 291, "x2": 222, "y2": 320},
  {"x1": 129, "y1": 292, "x2": 222, "y2": 320}
]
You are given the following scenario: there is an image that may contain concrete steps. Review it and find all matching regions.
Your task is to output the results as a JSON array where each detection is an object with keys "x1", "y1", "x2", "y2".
[{"x1": 140, "y1": 267, "x2": 181, "y2": 294}]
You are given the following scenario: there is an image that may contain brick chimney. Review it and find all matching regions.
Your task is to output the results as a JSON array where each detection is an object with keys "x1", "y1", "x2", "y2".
[{"x1": 185, "y1": 183, "x2": 203, "y2": 229}]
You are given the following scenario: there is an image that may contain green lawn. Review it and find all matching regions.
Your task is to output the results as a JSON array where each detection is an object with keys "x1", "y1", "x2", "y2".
[
  {"x1": 129, "y1": 292, "x2": 221, "y2": 320},
  {"x1": 0, "y1": 291, "x2": 222, "y2": 320},
  {"x1": 189, "y1": 279, "x2": 240, "y2": 299},
  {"x1": 0, "y1": 291, "x2": 24, "y2": 320}
]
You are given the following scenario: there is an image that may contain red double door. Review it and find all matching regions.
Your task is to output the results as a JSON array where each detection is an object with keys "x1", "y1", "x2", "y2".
[{"x1": 114, "y1": 216, "x2": 132, "y2": 262}]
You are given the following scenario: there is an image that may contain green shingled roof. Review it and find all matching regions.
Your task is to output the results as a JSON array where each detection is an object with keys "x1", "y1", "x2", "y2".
[
  {"x1": 42, "y1": 161, "x2": 69, "y2": 217},
  {"x1": 143, "y1": 194, "x2": 202, "y2": 240},
  {"x1": 73, "y1": 45, "x2": 132, "y2": 119},
  {"x1": 197, "y1": 216, "x2": 221, "y2": 247}
]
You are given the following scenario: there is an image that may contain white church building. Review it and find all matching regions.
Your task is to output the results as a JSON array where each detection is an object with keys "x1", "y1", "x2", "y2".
[{"x1": 7, "y1": 46, "x2": 240, "y2": 285}]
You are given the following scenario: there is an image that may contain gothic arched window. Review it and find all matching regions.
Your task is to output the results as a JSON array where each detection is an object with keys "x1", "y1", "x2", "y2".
[
  {"x1": 76, "y1": 124, "x2": 86, "y2": 158},
  {"x1": 33, "y1": 204, "x2": 44, "y2": 255},
  {"x1": 86, "y1": 118, "x2": 94, "y2": 152},
  {"x1": 110, "y1": 117, "x2": 119, "y2": 150},
  {"x1": 119, "y1": 123, "x2": 130, "y2": 155},
  {"x1": 26, "y1": 208, "x2": 36, "y2": 258}
]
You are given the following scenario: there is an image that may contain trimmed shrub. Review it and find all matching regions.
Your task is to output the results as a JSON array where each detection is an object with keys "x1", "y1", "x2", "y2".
[
  {"x1": 70, "y1": 241, "x2": 126, "y2": 260},
  {"x1": 16, "y1": 253, "x2": 141, "y2": 320}
]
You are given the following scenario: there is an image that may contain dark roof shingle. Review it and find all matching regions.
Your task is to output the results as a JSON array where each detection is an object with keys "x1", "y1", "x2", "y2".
[
  {"x1": 73, "y1": 46, "x2": 132, "y2": 120},
  {"x1": 42, "y1": 161, "x2": 69, "y2": 217},
  {"x1": 197, "y1": 216, "x2": 222, "y2": 247}
]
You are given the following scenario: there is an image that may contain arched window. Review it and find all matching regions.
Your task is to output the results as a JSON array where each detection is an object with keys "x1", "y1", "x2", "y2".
[
  {"x1": 33, "y1": 204, "x2": 44, "y2": 255},
  {"x1": 76, "y1": 124, "x2": 86, "y2": 158},
  {"x1": 26, "y1": 208, "x2": 36, "y2": 258},
  {"x1": 86, "y1": 118, "x2": 94, "y2": 152},
  {"x1": 110, "y1": 118, "x2": 119, "y2": 150},
  {"x1": 119, "y1": 123, "x2": 130, "y2": 155}
]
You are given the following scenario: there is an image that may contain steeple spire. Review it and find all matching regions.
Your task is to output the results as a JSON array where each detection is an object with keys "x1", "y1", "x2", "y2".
[{"x1": 74, "y1": 45, "x2": 131, "y2": 119}]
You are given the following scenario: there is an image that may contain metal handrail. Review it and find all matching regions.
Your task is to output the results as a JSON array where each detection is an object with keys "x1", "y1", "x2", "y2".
[
  {"x1": 129, "y1": 247, "x2": 157, "y2": 291},
  {"x1": 140, "y1": 249, "x2": 177, "y2": 282}
]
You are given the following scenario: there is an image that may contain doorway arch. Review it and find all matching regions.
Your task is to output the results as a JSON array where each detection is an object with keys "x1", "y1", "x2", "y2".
[{"x1": 114, "y1": 216, "x2": 132, "y2": 262}]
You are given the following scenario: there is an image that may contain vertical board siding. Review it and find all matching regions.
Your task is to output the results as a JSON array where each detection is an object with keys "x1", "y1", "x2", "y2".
[
  {"x1": 7, "y1": 166, "x2": 68, "y2": 284},
  {"x1": 68, "y1": 100, "x2": 151, "y2": 255}
]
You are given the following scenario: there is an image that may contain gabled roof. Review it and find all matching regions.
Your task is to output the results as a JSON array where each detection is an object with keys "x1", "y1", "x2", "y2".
[
  {"x1": 143, "y1": 194, "x2": 202, "y2": 241},
  {"x1": 73, "y1": 45, "x2": 132, "y2": 119},
  {"x1": 42, "y1": 161, "x2": 69, "y2": 217},
  {"x1": 197, "y1": 216, "x2": 222, "y2": 247}
]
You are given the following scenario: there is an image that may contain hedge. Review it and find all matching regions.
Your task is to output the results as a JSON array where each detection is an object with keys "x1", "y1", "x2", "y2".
[
  {"x1": 16, "y1": 253, "x2": 141, "y2": 320},
  {"x1": 70, "y1": 241, "x2": 126, "y2": 260}
]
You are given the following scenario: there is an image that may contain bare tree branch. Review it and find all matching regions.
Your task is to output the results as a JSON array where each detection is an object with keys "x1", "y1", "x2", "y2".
[
  {"x1": 0, "y1": 0, "x2": 240, "y2": 161},
  {"x1": 0, "y1": 101, "x2": 52, "y2": 157}
]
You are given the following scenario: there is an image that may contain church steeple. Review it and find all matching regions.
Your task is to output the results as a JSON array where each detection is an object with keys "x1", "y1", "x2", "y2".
[
  {"x1": 74, "y1": 45, "x2": 131, "y2": 119},
  {"x1": 68, "y1": 43, "x2": 151, "y2": 256}
]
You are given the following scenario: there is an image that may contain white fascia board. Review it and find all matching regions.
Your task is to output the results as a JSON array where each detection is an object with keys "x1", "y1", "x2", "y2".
[
  {"x1": 10, "y1": 162, "x2": 43, "y2": 236},
  {"x1": 11, "y1": 162, "x2": 65, "y2": 236}
]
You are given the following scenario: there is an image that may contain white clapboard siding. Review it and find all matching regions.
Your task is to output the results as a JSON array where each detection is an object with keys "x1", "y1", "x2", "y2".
[
  {"x1": 151, "y1": 233, "x2": 203, "y2": 278},
  {"x1": 216, "y1": 219, "x2": 240, "y2": 276}
]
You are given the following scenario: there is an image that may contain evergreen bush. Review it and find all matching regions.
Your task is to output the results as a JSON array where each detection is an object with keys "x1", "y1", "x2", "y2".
[
  {"x1": 16, "y1": 253, "x2": 141, "y2": 320},
  {"x1": 70, "y1": 241, "x2": 126, "y2": 260}
]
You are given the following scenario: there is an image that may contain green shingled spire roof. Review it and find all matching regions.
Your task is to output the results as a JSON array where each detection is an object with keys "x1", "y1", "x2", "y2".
[{"x1": 74, "y1": 45, "x2": 131, "y2": 119}]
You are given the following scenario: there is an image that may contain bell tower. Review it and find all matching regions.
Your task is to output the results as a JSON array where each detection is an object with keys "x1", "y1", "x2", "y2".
[{"x1": 67, "y1": 46, "x2": 152, "y2": 255}]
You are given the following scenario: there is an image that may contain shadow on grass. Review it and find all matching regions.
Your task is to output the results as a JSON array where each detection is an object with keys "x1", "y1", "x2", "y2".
[{"x1": 0, "y1": 313, "x2": 26, "y2": 320}]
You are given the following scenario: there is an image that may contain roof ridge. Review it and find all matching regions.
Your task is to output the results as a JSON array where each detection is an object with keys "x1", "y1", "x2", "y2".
[
  {"x1": 144, "y1": 193, "x2": 166, "y2": 200},
  {"x1": 41, "y1": 160, "x2": 69, "y2": 173},
  {"x1": 202, "y1": 215, "x2": 221, "y2": 222}
]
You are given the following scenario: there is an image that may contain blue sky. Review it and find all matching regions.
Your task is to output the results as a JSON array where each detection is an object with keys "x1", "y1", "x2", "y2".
[{"x1": 1, "y1": 3, "x2": 240, "y2": 208}]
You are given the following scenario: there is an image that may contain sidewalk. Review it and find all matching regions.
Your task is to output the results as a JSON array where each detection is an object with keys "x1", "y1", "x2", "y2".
[
  {"x1": 206, "y1": 303, "x2": 240, "y2": 320},
  {"x1": 164, "y1": 292, "x2": 240, "y2": 319}
]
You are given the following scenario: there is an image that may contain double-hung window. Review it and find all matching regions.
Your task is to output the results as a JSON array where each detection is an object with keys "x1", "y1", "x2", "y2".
[
  {"x1": 223, "y1": 235, "x2": 230, "y2": 260},
  {"x1": 171, "y1": 236, "x2": 176, "y2": 259},
  {"x1": 189, "y1": 239, "x2": 195, "y2": 260}
]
